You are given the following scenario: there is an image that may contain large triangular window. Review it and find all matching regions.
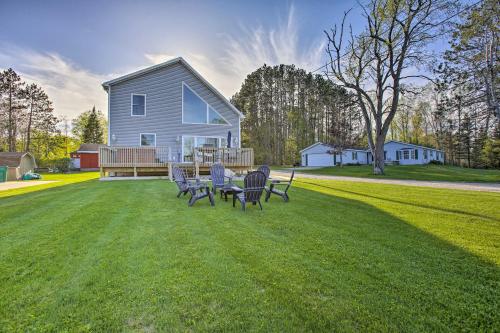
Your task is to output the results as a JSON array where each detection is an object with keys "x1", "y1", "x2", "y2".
[{"x1": 182, "y1": 83, "x2": 230, "y2": 125}]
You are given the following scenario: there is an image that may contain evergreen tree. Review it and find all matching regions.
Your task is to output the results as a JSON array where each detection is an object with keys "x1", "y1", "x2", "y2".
[{"x1": 81, "y1": 106, "x2": 104, "y2": 144}]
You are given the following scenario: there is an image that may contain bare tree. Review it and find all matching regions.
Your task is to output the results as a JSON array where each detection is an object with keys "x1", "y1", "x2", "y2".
[{"x1": 325, "y1": 0, "x2": 453, "y2": 174}]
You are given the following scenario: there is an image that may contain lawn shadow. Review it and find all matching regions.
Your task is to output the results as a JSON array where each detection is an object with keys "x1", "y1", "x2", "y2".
[{"x1": 295, "y1": 178, "x2": 500, "y2": 222}]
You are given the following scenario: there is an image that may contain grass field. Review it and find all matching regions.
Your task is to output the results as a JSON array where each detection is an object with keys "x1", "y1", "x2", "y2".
[
  {"x1": 0, "y1": 173, "x2": 499, "y2": 331},
  {"x1": 297, "y1": 164, "x2": 500, "y2": 182}
]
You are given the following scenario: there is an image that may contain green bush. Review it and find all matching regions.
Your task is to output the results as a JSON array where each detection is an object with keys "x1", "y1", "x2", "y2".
[
  {"x1": 429, "y1": 160, "x2": 444, "y2": 165},
  {"x1": 37, "y1": 158, "x2": 71, "y2": 173}
]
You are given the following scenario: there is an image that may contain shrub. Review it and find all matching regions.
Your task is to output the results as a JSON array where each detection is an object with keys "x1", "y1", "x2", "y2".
[
  {"x1": 429, "y1": 160, "x2": 443, "y2": 165},
  {"x1": 37, "y1": 158, "x2": 71, "y2": 173}
]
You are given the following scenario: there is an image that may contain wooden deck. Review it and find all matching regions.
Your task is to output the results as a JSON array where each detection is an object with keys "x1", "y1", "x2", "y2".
[{"x1": 99, "y1": 146, "x2": 254, "y2": 179}]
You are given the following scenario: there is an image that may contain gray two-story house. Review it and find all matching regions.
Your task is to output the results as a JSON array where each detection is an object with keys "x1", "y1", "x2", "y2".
[{"x1": 102, "y1": 57, "x2": 244, "y2": 163}]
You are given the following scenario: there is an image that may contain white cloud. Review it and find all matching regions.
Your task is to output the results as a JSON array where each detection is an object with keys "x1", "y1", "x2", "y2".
[
  {"x1": 0, "y1": 47, "x2": 109, "y2": 119},
  {"x1": 145, "y1": 4, "x2": 325, "y2": 98}
]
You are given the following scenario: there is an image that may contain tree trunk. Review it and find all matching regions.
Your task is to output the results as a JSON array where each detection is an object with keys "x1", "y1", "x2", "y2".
[{"x1": 373, "y1": 137, "x2": 385, "y2": 175}]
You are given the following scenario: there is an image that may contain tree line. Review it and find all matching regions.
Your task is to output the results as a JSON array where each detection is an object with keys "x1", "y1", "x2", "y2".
[
  {"x1": 0, "y1": 68, "x2": 107, "y2": 165},
  {"x1": 232, "y1": 64, "x2": 364, "y2": 165}
]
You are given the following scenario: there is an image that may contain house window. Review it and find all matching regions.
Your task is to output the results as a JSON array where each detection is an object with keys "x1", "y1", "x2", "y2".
[
  {"x1": 352, "y1": 151, "x2": 358, "y2": 160},
  {"x1": 182, "y1": 83, "x2": 229, "y2": 125},
  {"x1": 403, "y1": 150, "x2": 409, "y2": 160},
  {"x1": 140, "y1": 133, "x2": 156, "y2": 146},
  {"x1": 396, "y1": 151, "x2": 400, "y2": 160},
  {"x1": 430, "y1": 150, "x2": 434, "y2": 158},
  {"x1": 384, "y1": 151, "x2": 387, "y2": 160},
  {"x1": 424, "y1": 149, "x2": 428, "y2": 159},
  {"x1": 182, "y1": 136, "x2": 225, "y2": 162},
  {"x1": 131, "y1": 94, "x2": 146, "y2": 116}
]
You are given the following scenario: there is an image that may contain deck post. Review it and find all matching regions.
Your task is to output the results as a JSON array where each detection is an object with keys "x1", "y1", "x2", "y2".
[
  {"x1": 195, "y1": 162, "x2": 200, "y2": 178},
  {"x1": 168, "y1": 162, "x2": 173, "y2": 181},
  {"x1": 100, "y1": 167, "x2": 104, "y2": 178},
  {"x1": 134, "y1": 166, "x2": 137, "y2": 178}
]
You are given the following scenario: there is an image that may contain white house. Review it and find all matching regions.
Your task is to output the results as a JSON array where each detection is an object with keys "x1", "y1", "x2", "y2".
[
  {"x1": 376, "y1": 140, "x2": 445, "y2": 165},
  {"x1": 300, "y1": 142, "x2": 368, "y2": 167},
  {"x1": 300, "y1": 140, "x2": 444, "y2": 167}
]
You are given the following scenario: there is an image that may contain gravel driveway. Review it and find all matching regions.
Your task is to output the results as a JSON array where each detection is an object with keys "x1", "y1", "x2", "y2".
[{"x1": 271, "y1": 171, "x2": 500, "y2": 193}]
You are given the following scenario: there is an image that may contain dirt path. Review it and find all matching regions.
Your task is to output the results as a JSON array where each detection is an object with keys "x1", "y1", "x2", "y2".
[
  {"x1": 271, "y1": 171, "x2": 500, "y2": 193},
  {"x1": 0, "y1": 181, "x2": 57, "y2": 192}
]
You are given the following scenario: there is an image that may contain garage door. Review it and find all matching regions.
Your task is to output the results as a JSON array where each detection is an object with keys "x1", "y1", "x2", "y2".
[{"x1": 307, "y1": 154, "x2": 334, "y2": 167}]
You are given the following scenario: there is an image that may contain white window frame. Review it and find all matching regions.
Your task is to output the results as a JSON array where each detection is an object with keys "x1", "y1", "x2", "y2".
[
  {"x1": 139, "y1": 133, "x2": 156, "y2": 147},
  {"x1": 181, "y1": 135, "x2": 226, "y2": 162},
  {"x1": 131, "y1": 94, "x2": 146, "y2": 117},
  {"x1": 352, "y1": 151, "x2": 357, "y2": 160},
  {"x1": 182, "y1": 82, "x2": 231, "y2": 126}
]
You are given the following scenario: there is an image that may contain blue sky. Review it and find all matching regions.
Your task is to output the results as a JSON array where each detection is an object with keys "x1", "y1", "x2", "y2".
[{"x1": 0, "y1": 0, "x2": 453, "y2": 119}]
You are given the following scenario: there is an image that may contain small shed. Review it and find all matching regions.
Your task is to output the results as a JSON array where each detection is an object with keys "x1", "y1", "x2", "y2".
[
  {"x1": 0, "y1": 152, "x2": 37, "y2": 180},
  {"x1": 70, "y1": 144, "x2": 106, "y2": 171}
]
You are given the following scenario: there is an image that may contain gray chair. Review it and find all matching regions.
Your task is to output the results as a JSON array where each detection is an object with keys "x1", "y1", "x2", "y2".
[
  {"x1": 209, "y1": 163, "x2": 233, "y2": 196},
  {"x1": 172, "y1": 166, "x2": 214, "y2": 207},
  {"x1": 265, "y1": 170, "x2": 294, "y2": 202},
  {"x1": 233, "y1": 171, "x2": 266, "y2": 211},
  {"x1": 257, "y1": 165, "x2": 270, "y2": 180}
]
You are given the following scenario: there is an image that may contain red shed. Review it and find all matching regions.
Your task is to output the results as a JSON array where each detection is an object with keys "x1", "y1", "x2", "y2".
[{"x1": 70, "y1": 144, "x2": 106, "y2": 171}]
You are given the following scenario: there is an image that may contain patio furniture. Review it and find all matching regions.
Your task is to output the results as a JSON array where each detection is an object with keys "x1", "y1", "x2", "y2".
[
  {"x1": 172, "y1": 166, "x2": 214, "y2": 207},
  {"x1": 209, "y1": 163, "x2": 233, "y2": 194},
  {"x1": 219, "y1": 184, "x2": 243, "y2": 201},
  {"x1": 257, "y1": 165, "x2": 271, "y2": 180},
  {"x1": 233, "y1": 171, "x2": 267, "y2": 211},
  {"x1": 265, "y1": 170, "x2": 295, "y2": 202}
]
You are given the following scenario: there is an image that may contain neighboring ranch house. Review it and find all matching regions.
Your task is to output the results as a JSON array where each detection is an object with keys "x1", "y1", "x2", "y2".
[
  {"x1": 377, "y1": 140, "x2": 445, "y2": 165},
  {"x1": 0, "y1": 152, "x2": 37, "y2": 180},
  {"x1": 301, "y1": 140, "x2": 445, "y2": 167},
  {"x1": 300, "y1": 142, "x2": 367, "y2": 167},
  {"x1": 102, "y1": 57, "x2": 243, "y2": 164}
]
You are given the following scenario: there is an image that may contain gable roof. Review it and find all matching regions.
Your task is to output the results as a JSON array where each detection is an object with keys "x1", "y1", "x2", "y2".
[
  {"x1": 102, "y1": 57, "x2": 244, "y2": 119},
  {"x1": 0, "y1": 152, "x2": 35, "y2": 167},
  {"x1": 385, "y1": 140, "x2": 444, "y2": 152},
  {"x1": 299, "y1": 142, "x2": 333, "y2": 153}
]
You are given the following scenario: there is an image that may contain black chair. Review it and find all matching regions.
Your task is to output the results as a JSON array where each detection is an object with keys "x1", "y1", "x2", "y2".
[
  {"x1": 172, "y1": 166, "x2": 214, "y2": 207},
  {"x1": 233, "y1": 171, "x2": 266, "y2": 211},
  {"x1": 209, "y1": 163, "x2": 233, "y2": 196},
  {"x1": 265, "y1": 170, "x2": 294, "y2": 202}
]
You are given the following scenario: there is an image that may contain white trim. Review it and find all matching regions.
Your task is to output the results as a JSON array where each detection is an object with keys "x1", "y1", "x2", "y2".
[
  {"x1": 238, "y1": 117, "x2": 241, "y2": 148},
  {"x1": 181, "y1": 82, "x2": 231, "y2": 126},
  {"x1": 139, "y1": 133, "x2": 156, "y2": 147},
  {"x1": 107, "y1": 85, "x2": 111, "y2": 145},
  {"x1": 131, "y1": 93, "x2": 146, "y2": 117},
  {"x1": 102, "y1": 57, "x2": 244, "y2": 119}
]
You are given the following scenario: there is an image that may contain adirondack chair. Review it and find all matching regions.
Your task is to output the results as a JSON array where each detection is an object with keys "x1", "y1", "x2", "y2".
[
  {"x1": 209, "y1": 163, "x2": 233, "y2": 195},
  {"x1": 172, "y1": 166, "x2": 214, "y2": 207},
  {"x1": 233, "y1": 171, "x2": 266, "y2": 211},
  {"x1": 257, "y1": 165, "x2": 271, "y2": 180},
  {"x1": 265, "y1": 170, "x2": 295, "y2": 202}
]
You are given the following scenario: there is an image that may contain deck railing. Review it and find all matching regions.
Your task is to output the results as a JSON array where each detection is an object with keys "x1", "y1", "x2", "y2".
[
  {"x1": 99, "y1": 146, "x2": 171, "y2": 168},
  {"x1": 193, "y1": 147, "x2": 254, "y2": 168}
]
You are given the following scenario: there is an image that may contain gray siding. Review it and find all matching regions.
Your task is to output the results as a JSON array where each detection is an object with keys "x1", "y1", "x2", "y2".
[{"x1": 108, "y1": 62, "x2": 240, "y2": 159}]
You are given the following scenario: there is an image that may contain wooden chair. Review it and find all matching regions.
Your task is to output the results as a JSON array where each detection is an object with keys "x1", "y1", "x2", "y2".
[
  {"x1": 233, "y1": 171, "x2": 267, "y2": 211},
  {"x1": 209, "y1": 163, "x2": 233, "y2": 195},
  {"x1": 172, "y1": 166, "x2": 214, "y2": 207},
  {"x1": 265, "y1": 170, "x2": 294, "y2": 202}
]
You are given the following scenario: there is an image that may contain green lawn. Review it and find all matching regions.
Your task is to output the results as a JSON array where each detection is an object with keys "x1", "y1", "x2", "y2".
[
  {"x1": 0, "y1": 173, "x2": 499, "y2": 331},
  {"x1": 297, "y1": 164, "x2": 500, "y2": 182}
]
